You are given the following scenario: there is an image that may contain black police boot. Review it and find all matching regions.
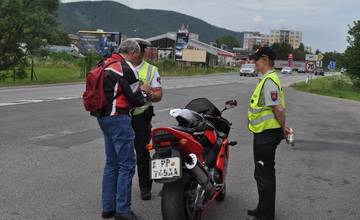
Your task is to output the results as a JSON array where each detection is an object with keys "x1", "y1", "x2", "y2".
[
  {"x1": 247, "y1": 208, "x2": 259, "y2": 216},
  {"x1": 101, "y1": 210, "x2": 115, "y2": 219},
  {"x1": 115, "y1": 212, "x2": 140, "y2": 220},
  {"x1": 246, "y1": 216, "x2": 261, "y2": 220},
  {"x1": 140, "y1": 191, "x2": 152, "y2": 201}
]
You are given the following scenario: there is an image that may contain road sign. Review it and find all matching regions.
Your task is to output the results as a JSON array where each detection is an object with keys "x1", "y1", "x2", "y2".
[
  {"x1": 306, "y1": 54, "x2": 317, "y2": 61},
  {"x1": 328, "y1": 61, "x2": 336, "y2": 70},
  {"x1": 306, "y1": 61, "x2": 316, "y2": 72},
  {"x1": 317, "y1": 53, "x2": 324, "y2": 61}
]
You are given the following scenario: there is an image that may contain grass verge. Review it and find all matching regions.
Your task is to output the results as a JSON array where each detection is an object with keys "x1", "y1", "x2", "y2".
[
  {"x1": 291, "y1": 75, "x2": 360, "y2": 101},
  {"x1": 0, "y1": 58, "x2": 236, "y2": 87}
]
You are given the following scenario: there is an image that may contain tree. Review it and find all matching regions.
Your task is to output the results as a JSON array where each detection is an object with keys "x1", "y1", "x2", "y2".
[
  {"x1": 0, "y1": 0, "x2": 64, "y2": 72},
  {"x1": 252, "y1": 44, "x2": 261, "y2": 51},
  {"x1": 298, "y1": 43, "x2": 305, "y2": 51},
  {"x1": 48, "y1": 29, "x2": 71, "y2": 46},
  {"x1": 323, "y1": 51, "x2": 345, "y2": 70},
  {"x1": 215, "y1": 35, "x2": 240, "y2": 49},
  {"x1": 345, "y1": 20, "x2": 360, "y2": 88},
  {"x1": 293, "y1": 43, "x2": 306, "y2": 61},
  {"x1": 270, "y1": 43, "x2": 294, "y2": 60}
]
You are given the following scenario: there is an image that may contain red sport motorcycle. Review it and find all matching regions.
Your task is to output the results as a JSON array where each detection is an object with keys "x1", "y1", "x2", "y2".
[{"x1": 147, "y1": 98, "x2": 238, "y2": 220}]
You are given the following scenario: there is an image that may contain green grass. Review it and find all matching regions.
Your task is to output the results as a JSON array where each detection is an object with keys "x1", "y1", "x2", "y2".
[
  {"x1": 0, "y1": 58, "x2": 236, "y2": 87},
  {"x1": 153, "y1": 59, "x2": 236, "y2": 76},
  {"x1": 160, "y1": 66, "x2": 235, "y2": 76},
  {"x1": 0, "y1": 65, "x2": 82, "y2": 87},
  {"x1": 291, "y1": 75, "x2": 360, "y2": 101}
]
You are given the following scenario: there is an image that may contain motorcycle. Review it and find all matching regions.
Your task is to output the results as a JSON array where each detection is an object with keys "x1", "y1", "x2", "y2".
[{"x1": 146, "y1": 98, "x2": 238, "y2": 220}]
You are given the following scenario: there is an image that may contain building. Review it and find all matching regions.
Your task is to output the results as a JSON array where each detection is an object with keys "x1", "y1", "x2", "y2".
[
  {"x1": 269, "y1": 29, "x2": 303, "y2": 48},
  {"x1": 243, "y1": 32, "x2": 269, "y2": 51},
  {"x1": 146, "y1": 32, "x2": 235, "y2": 66},
  {"x1": 305, "y1": 46, "x2": 312, "y2": 53}
]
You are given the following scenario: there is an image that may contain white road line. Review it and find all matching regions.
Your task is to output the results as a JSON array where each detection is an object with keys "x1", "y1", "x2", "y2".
[
  {"x1": 0, "y1": 96, "x2": 81, "y2": 107},
  {"x1": 30, "y1": 130, "x2": 74, "y2": 141},
  {"x1": 0, "y1": 102, "x2": 22, "y2": 107},
  {"x1": 157, "y1": 108, "x2": 171, "y2": 112}
]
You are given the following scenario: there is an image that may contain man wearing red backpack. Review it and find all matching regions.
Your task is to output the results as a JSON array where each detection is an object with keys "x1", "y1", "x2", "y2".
[{"x1": 84, "y1": 39, "x2": 149, "y2": 220}]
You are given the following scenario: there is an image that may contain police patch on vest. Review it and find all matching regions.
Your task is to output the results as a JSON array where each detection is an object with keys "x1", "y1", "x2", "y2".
[
  {"x1": 271, "y1": 91, "x2": 278, "y2": 101},
  {"x1": 157, "y1": 76, "x2": 161, "y2": 84}
]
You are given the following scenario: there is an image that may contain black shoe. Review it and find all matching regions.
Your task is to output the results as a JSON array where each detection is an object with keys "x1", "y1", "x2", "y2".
[
  {"x1": 247, "y1": 208, "x2": 259, "y2": 217},
  {"x1": 115, "y1": 212, "x2": 139, "y2": 220},
  {"x1": 246, "y1": 216, "x2": 260, "y2": 220},
  {"x1": 141, "y1": 191, "x2": 152, "y2": 200},
  {"x1": 102, "y1": 210, "x2": 115, "y2": 219}
]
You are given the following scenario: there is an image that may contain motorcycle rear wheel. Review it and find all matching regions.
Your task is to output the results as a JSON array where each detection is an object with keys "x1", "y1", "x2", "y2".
[{"x1": 162, "y1": 179, "x2": 202, "y2": 220}]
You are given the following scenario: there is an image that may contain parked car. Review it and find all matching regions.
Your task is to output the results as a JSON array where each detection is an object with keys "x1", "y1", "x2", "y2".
[
  {"x1": 314, "y1": 68, "x2": 325, "y2": 76},
  {"x1": 281, "y1": 67, "x2": 293, "y2": 74},
  {"x1": 240, "y1": 64, "x2": 258, "y2": 77},
  {"x1": 297, "y1": 68, "x2": 306, "y2": 73}
]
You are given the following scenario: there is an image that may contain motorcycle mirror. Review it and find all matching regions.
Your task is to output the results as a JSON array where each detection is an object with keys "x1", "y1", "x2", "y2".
[
  {"x1": 225, "y1": 100, "x2": 237, "y2": 109},
  {"x1": 221, "y1": 100, "x2": 237, "y2": 112}
]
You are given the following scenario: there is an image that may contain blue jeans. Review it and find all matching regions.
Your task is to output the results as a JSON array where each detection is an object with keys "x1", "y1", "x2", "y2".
[{"x1": 97, "y1": 115, "x2": 136, "y2": 214}]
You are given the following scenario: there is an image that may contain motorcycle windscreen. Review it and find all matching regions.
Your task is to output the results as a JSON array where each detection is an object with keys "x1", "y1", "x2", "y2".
[{"x1": 185, "y1": 98, "x2": 222, "y2": 117}]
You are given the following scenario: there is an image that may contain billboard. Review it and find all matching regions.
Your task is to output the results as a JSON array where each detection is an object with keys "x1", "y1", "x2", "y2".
[
  {"x1": 175, "y1": 28, "x2": 190, "y2": 60},
  {"x1": 77, "y1": 30, "x2": 120, "y2": 57},
  {"x1": 181, "y1": 49, "x2": 207, "y2": 63}
]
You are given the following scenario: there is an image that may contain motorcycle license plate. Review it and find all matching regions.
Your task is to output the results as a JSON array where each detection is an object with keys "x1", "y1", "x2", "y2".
[{"x1": 151, "y1": 157, "x2": 181, "y2": 180}]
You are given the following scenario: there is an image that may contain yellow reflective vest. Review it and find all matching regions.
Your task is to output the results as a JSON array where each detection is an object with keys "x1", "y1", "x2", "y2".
[
  {"x1": 132, "y1": 61, "x2": 157, "y2": 116},
  {"x1": 248, "y1": 71, "x2": 285, "y2": 133}
]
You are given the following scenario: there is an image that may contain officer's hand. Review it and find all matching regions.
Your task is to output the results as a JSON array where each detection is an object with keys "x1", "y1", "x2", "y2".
[
  {"x1": 141, "y1": 83, "x2": 151, "y2": 93},
  {"x1": 283, "y1": 126, "x2": 292, "y2": 138}
]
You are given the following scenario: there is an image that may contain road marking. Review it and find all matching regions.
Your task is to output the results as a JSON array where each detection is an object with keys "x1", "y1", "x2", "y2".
[
  {"x1": 0, "y1": 96, "x2": 81, "y2": 107},
  {"x1": 157, "y1": 108, "x2": 171, "y2": 112},
  {"x1": 30, "y1": 130, "x2": 75, "y2": 141},
  {"x1": 0, "y1": 102, "x2": 22, "y2": 107}
]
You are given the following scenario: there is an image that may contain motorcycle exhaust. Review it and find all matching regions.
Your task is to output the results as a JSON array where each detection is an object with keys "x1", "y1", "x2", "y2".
[{"x1": 185, "y1": 154, "x2": 215, "y2": 194}]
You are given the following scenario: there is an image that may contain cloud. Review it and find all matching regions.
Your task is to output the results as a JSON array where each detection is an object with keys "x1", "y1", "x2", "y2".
[{"x1": 253, "y1": 15, "x2": 265, "y2": 23}]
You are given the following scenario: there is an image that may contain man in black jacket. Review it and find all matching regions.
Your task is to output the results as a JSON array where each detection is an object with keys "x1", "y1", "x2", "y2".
[{"x1": 98, "y1": 39, "x2": 149, "y2": 220}]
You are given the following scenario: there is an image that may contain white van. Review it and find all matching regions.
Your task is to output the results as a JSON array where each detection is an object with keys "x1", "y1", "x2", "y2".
[{"x1": 240, "y1": 64, "x2": 257, "y2": 77}]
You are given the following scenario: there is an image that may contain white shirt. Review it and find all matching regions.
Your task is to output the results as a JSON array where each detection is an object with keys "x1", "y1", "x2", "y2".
[
  {"x1": 134, "y1": 60, "x2": 162, "y2": 88},
  {"x1": 258, "y1": 69, "x2": 281, "y2": 106}
]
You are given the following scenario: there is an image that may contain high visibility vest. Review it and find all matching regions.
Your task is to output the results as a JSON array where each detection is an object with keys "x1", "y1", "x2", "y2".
[
  {"x1": 132, "y1": 61, "x2": 157, "y2": 116},
  {"x1": 248, "y1": 71, "x2": 285, "y2": 133}
]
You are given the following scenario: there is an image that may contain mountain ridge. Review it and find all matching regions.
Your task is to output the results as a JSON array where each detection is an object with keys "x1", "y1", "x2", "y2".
[{"x1": 58, "y1": 1, "x2": 245, "y2": 45}]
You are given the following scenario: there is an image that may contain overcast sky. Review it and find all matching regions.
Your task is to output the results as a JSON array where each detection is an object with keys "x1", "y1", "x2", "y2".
[{"x1": 61, "y1": 0, "x2": 360, "y2": 52}]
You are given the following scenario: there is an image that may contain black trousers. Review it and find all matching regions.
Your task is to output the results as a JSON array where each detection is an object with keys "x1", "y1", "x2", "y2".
[
  {"x1": 253, "y1": 128, "x2": 283, "y2": 220},
  {"x1": 132, "y1": 108, "x2": 153, "y2": 193}
]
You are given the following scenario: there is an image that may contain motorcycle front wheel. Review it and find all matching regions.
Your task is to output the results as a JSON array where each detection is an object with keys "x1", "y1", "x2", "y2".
[{"x1": 161, "y1": 179, "x2": 202, "y2": 220}]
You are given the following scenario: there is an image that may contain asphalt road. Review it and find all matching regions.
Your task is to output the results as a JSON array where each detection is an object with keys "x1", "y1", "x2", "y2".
[{"x1": 1, "y1": 72, "x2": 359, "y2": 220}]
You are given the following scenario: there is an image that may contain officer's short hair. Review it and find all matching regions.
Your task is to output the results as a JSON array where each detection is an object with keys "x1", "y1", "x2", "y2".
[
  {"x1": 263, "y1": 56, "x2": 275, "y2": 67},
  {"x1": 269, "y1": 59, "x2": 275, "y2": 67},
  {"x1": 118, "y1": 39, "x2": 140, "y2": 54}
]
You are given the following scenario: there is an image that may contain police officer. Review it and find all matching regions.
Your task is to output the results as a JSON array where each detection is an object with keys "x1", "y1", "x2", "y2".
[
  {"x1": 247, "y1": 47, "x2": 292, "y2": 220},
  {"x1": 129, "y1": 38, "x2": 163, "y2": 201}
]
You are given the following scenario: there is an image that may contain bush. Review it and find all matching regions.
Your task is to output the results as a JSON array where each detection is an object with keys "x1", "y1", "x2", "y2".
[
  {"x1": 48, "y1": 52, "x2": 76, "y2": 62},
  {"x1": 331, "y1": 76, "x2": 349, "y2": 88},
  {"x1": 77, "y1": 52, "x2": 102, "y2": 78},
  {"x1": 345, "y1": 20, "x2": 360, "y2": 88}
]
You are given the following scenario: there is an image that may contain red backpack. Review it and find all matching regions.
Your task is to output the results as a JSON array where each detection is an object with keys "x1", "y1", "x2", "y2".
[{"x1": 82, "y1": 57, "x2": 123, "y2": 113}]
